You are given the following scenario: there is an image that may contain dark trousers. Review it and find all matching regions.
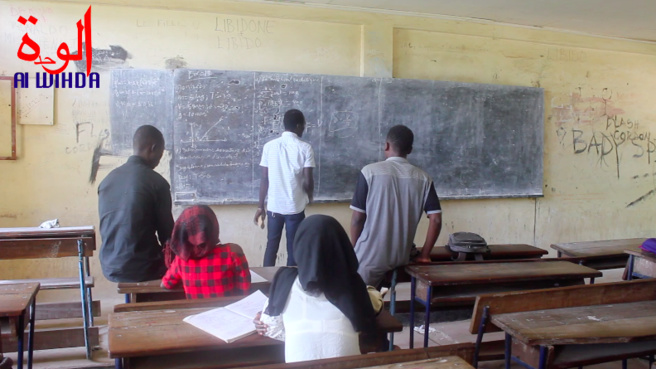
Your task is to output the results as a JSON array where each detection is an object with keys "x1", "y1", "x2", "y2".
[{"x1": 263, "y1": 210, "x2": 305, "y2": 267}]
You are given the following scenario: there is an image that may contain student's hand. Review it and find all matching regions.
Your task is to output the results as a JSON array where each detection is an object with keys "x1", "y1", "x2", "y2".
[
  {"x1": 253, "y1": 209, "x2": 266, "y2": 229},
  {"x1": 253, "y1": 312, "x2": 268, "y2": 335},
  {"x1": 415, "y1": 255, "x2": 432, "y2": 264}
]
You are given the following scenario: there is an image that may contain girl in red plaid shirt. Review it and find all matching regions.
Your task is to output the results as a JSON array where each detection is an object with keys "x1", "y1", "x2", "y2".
[{"x1": 161, "y1": 205, "x2": 251, "y2": 298}]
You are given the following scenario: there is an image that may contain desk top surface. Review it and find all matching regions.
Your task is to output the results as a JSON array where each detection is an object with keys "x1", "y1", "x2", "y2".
[
  {"x1": 405, "y1": 260, "x2": 601, "y2": 286},
  {"x1": 491, "y1": 300, "x2": 656, "y2": 346},
  {"x1": 429, "y1": 244, "x2": 547, "y2": 261},
  {"x1": 108, "y1": 306, "x2": 280, "y2": 358},
  {"x1": 0, "y1": 226, "x2": 95, "y2": 239},
  {"x1": 117, "y1": 267, "x2": 280, "y2": 294},
  {"x1": 362, "y1": 356, "x2": 474, "y2": 369},
  {"x1": 108, "y1": 297, "x2": 401, "y2": 359},
  {"x1": 550, "y1": 238, "x2": 645, "y2": 258},
  {"x1": 625, "y1": 249, "x2": 656, "y2": 262},
  {"x1": 0, "y1": 282, "x2": 40, "y2": 317}
]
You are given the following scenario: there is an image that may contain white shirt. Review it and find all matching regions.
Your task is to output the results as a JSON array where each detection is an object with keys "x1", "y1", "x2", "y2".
[
  {"x1": 261, "y1": 278, "x2": 360, "y2": 363},
  {"x1": 260, "y1": 132, "x2": 315, "y2": 214}
]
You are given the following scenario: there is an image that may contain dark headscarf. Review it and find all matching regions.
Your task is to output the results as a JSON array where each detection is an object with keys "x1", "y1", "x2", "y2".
[
  {"x1": 165, "y1": 205, "x2": 219, "y2": 266},
  {"x1": 265, "y1": 215, "x2": 375, "y2": 332}
]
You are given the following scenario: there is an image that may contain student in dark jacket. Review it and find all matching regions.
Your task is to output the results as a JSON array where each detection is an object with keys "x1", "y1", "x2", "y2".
[{"x1": 98, "y1": 125, "x2": 173, "y2": 282}]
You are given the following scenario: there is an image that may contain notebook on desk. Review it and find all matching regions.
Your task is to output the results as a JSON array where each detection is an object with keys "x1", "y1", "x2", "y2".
[{"x1": 183, "y1": 290, "x2": 267, "y2": 343}]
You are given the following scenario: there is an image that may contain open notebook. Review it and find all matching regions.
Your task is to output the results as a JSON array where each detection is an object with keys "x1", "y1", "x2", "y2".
[{"x1": 183, "y1": 290, "x2": 268, "y2": 343}]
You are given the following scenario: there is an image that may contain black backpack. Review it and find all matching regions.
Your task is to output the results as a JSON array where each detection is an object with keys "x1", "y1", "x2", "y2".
[{"x1": 447, "y1": 232, "x2": 489, "y2": 254}]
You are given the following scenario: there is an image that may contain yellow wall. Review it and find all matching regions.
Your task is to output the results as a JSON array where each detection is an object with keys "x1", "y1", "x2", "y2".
[{"x1": 1, "y1": 0, "x2": 656, "y2": 308}]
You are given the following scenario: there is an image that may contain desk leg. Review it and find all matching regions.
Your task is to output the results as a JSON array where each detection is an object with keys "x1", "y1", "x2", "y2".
[
  {"x1": 423, "y1": 285, "x2": 432, "y2": 348},
  {"x1": 17, "y1": 310, "x2": 25, "y2": 369},
  {"x1": 27, "y1": 298, "x2": 36, "y2": 369},
  {"x1": 409, "y1": 277, "x2": 415, "y2": 349},
  {"x1": 538, "y1": 346, "x2": 548, "y2": 369},
  {"x1": 85, "y1": 256, "x2": 94, "y2": 326},
  {"x1": 125, "y1": 294, "x2": 131, "y2": 304},
  {"x1": 504, "y1": 333, "x2": 511, "y2": 369},
  {"x1": 473, "y1": 306, "x2": 489, "y2": 369},
  {"x1": 78, "y1": 240, "x2": 91, "y2": 359},
  {"x1": 115, "y1": 358, "x2": 123, "y2": 369},
  {"x1": 627, "y1": 254, "x2": 635, "y2": 281},
  {"x1": 388, "y1": 269, "x2": 397, "y2": 352},
  {"x1": 590, "y1": 277, "x2": 595, "y2": 285}
]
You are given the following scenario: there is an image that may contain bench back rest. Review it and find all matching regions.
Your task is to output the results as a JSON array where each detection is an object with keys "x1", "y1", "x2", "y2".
[
  {"x1": 240, "y1": 343, "x2": 475, "y2": 369},
  {"x1": 113, "y1": 295, "x2": 241, "y2": 312},
  {"x1": 0, "y1": 226, "x2": 96, "y2": 259},
  {"x1": 0, "y1": 237, "x2": 96, "y2": 258},
  {"x1": 469, "y1": 278, "x2": 656, "y2": 334}
]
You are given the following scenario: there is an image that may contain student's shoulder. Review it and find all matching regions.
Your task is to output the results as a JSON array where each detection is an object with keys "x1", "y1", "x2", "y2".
[
  {"x1": 410, "y1": 164, "x2": 433, "y2": 182},
  {"x1": 226, "y1": 243, "x2": 246, "y2": 256},
  {"x1": 144, "y1": 168, "x2": 171, "y2": 189},
  {"x1": 299, "y1": 138, "x2": 313, "y2": 148},
  {"x1": 361, "y1": 160, "x2": 388, "y2": 174}
]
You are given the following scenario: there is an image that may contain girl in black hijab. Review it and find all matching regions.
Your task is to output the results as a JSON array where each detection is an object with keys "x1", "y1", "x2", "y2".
[{"x1": 257, "y1": 214, "x2": 376, "y2": 362}]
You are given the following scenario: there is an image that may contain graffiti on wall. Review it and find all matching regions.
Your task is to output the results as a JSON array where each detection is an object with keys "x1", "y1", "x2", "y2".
[{"x1": 552, "y1": 88, "x2": 655, "y2": 207}]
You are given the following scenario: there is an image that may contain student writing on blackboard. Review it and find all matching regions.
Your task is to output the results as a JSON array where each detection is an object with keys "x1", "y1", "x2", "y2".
[
  {"x1": 253, "y1": 109, "x2": 315, "y2": 267},
  {"x1": 161, "y1": 205, "x2": 251, "y2": 298},
  {"x1": 98, "y1": 125, "x2": 174, "y2": 283},
  {"x1": 350, "y1": 125, "x2": 442, "y2": 287}
]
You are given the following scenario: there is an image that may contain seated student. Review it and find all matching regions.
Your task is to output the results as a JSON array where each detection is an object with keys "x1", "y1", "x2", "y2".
[
  {"x1": 161, "y1": 205, "x2": 251, "y2": 298},
  {"x1": 253, "y1": 215, "x2": 379, "y2": 363}
]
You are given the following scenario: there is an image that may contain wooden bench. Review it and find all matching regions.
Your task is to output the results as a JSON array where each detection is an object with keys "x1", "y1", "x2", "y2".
[
  {"x1": 117, "y1": 266, "x2": 281, "y2": 303},
  {"x1": 240, "y1": 342, "x2": 474, "y2": 369},
  {"x1": 110, "y1": 296, "x2": 403, "y2": 369},
  {"x1": 428, "y1": 244, "x2": 547, "y2": 262},
  {"x1": 471, "y1": 279, "x2": 656, "y2": 369},
  {"x1": 0, "y1": 226, "x2": 99, "y2": 358},
  {"x1": 551, "y1": 238, "x2": 645, "y2": 270}
]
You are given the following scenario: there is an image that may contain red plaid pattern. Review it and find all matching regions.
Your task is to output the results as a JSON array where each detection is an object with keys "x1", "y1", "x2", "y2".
[{"x1": 161, "y1": 243, "x2": 251, "y2": 299}]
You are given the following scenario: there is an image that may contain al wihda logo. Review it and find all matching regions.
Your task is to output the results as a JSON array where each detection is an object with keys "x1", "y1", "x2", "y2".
[{"x1": 14, "y1": 6, "x2": 100, "y2": 89}]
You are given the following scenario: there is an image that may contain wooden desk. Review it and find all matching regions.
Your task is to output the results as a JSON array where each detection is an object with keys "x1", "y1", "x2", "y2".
[
  {"x1": 405, "y1": 260, "x2": 602, "y2": 349},
  {"x1": 242, "y1": 343, "x2": 475, "y2": 369},
  {"x1": 109, "y1": 296, "x2": 402, "y2": 369},
  {"x1": 0, "y1": 226, "x2": 97, "y2": 358},
  {"x1": 625, "y1": 249, "x2": 656, "y2": 280},
  {"x1": 0, "y1": 283, "x2": 39, "y2": 369},
  {"x1": 429, "y1": 244, "x2": 547, "y2": 262},
  {"x1": 491, "y1": 300, "x2": 656, "y2": 369},
  {"x1": 351, "y1": 356, "x2": 473, "y2": 369},
  {"x1": 551, "y1": 238, "x2": 645, "y2": 270},
  {"x1": 118, "y1": 266, "x2": 280, "y2": 303}
]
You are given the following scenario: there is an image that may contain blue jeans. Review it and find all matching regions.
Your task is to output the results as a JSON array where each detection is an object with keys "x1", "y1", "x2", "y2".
[{"x1": 263, "y1": 211, "x2": 305, "y2": 266}]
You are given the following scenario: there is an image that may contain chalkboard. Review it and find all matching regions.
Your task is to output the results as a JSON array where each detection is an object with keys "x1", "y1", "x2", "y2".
[
  {"x1": 109, "y1": 70, "x2": 173, "y2": 153},
  {"x1": 110, "y1": 69, "x2": 544, "y2": 204}
]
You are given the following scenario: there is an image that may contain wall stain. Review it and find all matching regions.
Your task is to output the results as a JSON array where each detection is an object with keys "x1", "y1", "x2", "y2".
[
  {"x1": 74, "y1": 44, "x2": 130, "y2": 72},
  {"x1": 627, "y1": 189, "x2": 656, "y2": 208},
  {"x1": 89, "y1": 132, "x2": 111, "y2": 184},
  {"x1": 165, "y1": 56, "x2": 187, "y2": 69}
]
